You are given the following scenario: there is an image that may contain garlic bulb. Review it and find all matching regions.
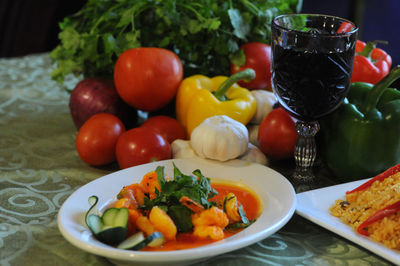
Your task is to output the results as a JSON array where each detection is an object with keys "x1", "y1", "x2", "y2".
[
  {"x1": 171, "y1": 139, "x2": 197, "y2": 159},
  {"x1": 190, "y1": 115, "x2": 248, "y2": 161},
  {"x1": 247, "y1": 124, "x2": 259, "y2": 147},
  {"x1": 238, "y1": 143, "x2": 268, "y2": 165},
  {"x1": 250, "y1": 90, "x2": 276, "y2": 124}
]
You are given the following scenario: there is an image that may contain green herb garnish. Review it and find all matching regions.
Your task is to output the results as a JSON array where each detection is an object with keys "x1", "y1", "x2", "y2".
[{"x1": 141, "y1": 163, "x2": 218, "y2": 232}]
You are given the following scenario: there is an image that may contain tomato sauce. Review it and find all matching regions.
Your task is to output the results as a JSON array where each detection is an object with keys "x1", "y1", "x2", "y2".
[
  {"x1": 211, "y1": 183, "x2": 261, "y2": 221},
  {"x1": 143, "y1": 183, "x2": 261, "y2": 251}
]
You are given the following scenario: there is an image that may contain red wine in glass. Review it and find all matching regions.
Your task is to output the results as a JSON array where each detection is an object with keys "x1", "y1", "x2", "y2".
[
  {"x1": 272, "y1": 46, "x2": 355, "y2": 121},
  {"x1": 271, "y1": 14, "x2": 358, "y2": 175}
]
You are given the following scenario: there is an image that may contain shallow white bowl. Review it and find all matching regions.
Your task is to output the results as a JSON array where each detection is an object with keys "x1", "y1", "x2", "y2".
[{"x1": 58, "y1": 158, "x2": 296, "y2": 266}]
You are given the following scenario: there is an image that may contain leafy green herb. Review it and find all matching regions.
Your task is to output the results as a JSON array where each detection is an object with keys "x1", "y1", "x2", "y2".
[
  {"x1": 223, "y1": 194, "x2": 253, "y2": 230},
  {"x1": 226, "y1": 218, "x2": 255, "y2": 230},
  {"x1": 141, "y1": 163, "x2": 218, "y2": 232},
  {"x1": 155, "y1": 166, "x2": 166, "y2": 189},
  {"x1": 226, "y1": 205, "x2": 255, "y2": 231},
  {"x1": 168, "y1": 205, "x2": 193, "y2": 233},
  {"x1": 238, "y1": 205, "x2": 250, "y2": 224},
  {"x1": 50, "y1": 0, "x2": 301, "y2": 84}
]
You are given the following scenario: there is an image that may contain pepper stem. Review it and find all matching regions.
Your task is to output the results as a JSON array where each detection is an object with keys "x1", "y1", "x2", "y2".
[
  {"x1": 213, "y1": 69, "x2": 255, "y2": 101},
  {"x1": 358, "y1": 40, "x2": 388, "y2": 58},
  {"x1": 361, "y1": 65, "x2": 400, "y2": 114}
]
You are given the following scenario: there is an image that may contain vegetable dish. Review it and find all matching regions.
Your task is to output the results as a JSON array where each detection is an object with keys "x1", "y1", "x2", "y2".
[
  {"x1": 86, "y1": 163, "x2": 261, "y2": 251},
  {"x1": 330, "y1": 164, "x2": 400, "y2": 249}
]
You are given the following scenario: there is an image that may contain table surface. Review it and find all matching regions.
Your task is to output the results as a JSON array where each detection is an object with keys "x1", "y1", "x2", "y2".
[{"x1": 0, "y1": 53, "x2": 393, "y2": 266}]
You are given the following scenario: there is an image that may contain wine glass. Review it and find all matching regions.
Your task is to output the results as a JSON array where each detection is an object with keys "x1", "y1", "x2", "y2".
[{"x1": 271, "y1": 14, "x2": 358, "y2": 178}]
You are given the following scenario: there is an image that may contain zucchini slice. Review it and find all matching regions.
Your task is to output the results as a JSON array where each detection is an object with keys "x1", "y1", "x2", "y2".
[
  {"x1": 147, "y1": 232, "x2": 165, "y2": 247},
  {"x1": 117, "y1": 232, "x2": 146, "y2": 250},
  {"x1": 117, "y1": 232, "x2": 165, "y2": 250},
  {"x1": 85, "y1": 196, "x2": 129, "y2": 246}
]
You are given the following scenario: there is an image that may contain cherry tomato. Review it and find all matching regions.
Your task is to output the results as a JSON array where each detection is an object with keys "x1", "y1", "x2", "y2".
[
  {"x1": 230, "y1": 42, "x2": 272, "y2": 90},
  {"x1": 76, "y1": 113, "x2": 126, "y2": 166},
  {"x1": 114, "y1": 47, "x2": 183, "y2": 112},
  {"x1": 116, "y1": 127, "x2": 172, "y2": 169},
  {"x1": 257, "y1": 108, "x2": 298, "y2": 160},
  {"x1": 141, "y1": 115, "x2": 186, "y2": 143}
]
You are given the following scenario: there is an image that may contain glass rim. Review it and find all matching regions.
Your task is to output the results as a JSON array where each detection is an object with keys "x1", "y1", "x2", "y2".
[{"x1": 272, "y1": 13, "x2": 359, "y2": 37}]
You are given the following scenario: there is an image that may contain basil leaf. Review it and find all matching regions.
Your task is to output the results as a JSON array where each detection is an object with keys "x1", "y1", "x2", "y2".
[
  {"x1": 155, "y1": 166, "x2": 166, "y2": 189},
  {"x1": 238, "y1": 205, "x2": 250, "y2": 225},
  {"x1": 168, "y1": 205, "x2": 193, "y2": 233}
]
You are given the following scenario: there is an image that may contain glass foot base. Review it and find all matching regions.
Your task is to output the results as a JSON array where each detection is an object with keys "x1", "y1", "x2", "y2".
[{"x1": 294, "y1": 120, "x2": 320, "y2": 170}]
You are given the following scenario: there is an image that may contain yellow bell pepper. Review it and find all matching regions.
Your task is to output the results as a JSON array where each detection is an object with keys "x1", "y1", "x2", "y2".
[{"x1": 176, "y1": 69, "x2": 257, "y2": 136}]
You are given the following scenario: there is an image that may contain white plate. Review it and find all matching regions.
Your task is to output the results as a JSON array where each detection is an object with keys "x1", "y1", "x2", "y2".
[
  {"x1": 58, "y1": 158, "x2": 296, "y2": 266},
  {"x1": 296, "y1": 179, "x2": 400, "y2": 265}
]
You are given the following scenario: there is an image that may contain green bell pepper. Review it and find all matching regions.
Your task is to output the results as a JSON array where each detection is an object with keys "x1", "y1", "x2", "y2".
[{"x1": 320, "y1": 66, "x2": 400, "y2": 180}]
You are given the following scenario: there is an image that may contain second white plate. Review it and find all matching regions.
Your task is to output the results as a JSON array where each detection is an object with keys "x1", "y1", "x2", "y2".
[{"x1": 296, "y1": 179, "x2": 400, "y2": 265}]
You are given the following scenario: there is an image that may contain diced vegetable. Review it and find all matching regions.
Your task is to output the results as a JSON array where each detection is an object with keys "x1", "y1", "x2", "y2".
[
  {"x1": 117, "y1": 232, "x2": 164, "y2": 250},
  {"x1": 147, "y1": 232, "x2": 165, "y2": 247},
  {"x1": 85, "y1": 196, "x2": 129, "y2": 245}
]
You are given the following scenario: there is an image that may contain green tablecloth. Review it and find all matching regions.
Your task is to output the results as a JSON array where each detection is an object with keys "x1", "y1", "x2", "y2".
[{"x1": 0, "y1": 53, "x2": 392, "y2": 265}]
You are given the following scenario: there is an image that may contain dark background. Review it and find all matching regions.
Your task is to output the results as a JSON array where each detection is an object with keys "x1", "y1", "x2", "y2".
[
  {"x1": 301, "y1": 0, "x2": 400, "y2": 67},
  {"x1": 0, "y1": 0, "x2": 85, "y2": 58},
  {"x1": 1, "y1": 0, "x2": 399, "y2": 66}
]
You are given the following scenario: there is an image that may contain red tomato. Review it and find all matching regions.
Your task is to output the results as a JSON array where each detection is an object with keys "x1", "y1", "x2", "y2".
[
  {"x1": 76, "y1": 113, "x2": 126, "y2": 166},
  {"x1": 141, "y1": 115, "x2": 186, "y2": 143},
  {"x1": 257, "y1": 108, "x2": 298, "y2": 160},
  {"x1": 114, "y1": 47, "x2": 183, "y2": 112},
  {"x1": 230, "y1": 42, "x2": 272, "y2": 90},
  {"x1": 116, "y1": 127, "x2": 172, "y2": 169}
]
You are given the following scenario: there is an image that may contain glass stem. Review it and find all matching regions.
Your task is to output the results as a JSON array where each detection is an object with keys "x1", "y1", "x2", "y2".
[{"x1": 294, "y1": 121, "x2": 320, "y2": 170}]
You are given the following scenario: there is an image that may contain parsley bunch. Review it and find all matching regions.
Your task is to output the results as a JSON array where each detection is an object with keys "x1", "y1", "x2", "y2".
[{"x1": 50, "y1": 0, "x2": 301, "y2": 83}]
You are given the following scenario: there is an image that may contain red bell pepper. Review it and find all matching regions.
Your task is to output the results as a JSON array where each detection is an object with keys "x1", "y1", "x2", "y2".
[
  {"x1": 346, "y1": 164, "x2": 400, "y2": 194},
  {"x1": 357, "y1": 200, "x2": 400, "y2": 236},
  {"x1": 350, "y1": 40, "x2": 392, "y2": 84}
]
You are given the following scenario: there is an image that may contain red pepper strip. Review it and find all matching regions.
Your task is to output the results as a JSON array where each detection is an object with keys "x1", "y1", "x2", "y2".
[
  {"x1": 357, "y1": 200, "x2": 400, "y2": 236},
  {"x1": 346, "y1": 164, "x2": 400, "y2": 194}
]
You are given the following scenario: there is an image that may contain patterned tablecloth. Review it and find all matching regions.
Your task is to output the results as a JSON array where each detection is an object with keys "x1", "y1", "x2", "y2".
[{"x1": 0, "y1": 54, "x2": 392, "y2": 266}]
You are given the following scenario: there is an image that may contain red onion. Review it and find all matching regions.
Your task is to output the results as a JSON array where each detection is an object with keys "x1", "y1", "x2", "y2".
[{"x1": 69, "y1": 77, "x2": 137, "y2": 129}]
